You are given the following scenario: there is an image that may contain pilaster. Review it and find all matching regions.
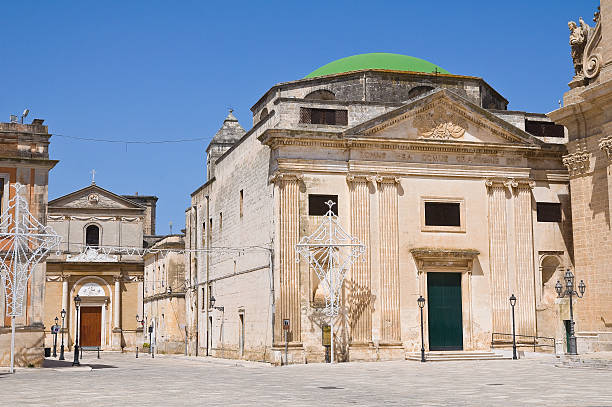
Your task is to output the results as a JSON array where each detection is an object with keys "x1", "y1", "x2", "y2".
[
  {"x1": 376, "y1": 175, "x2": 401, "y2": 344},
  {"x1": 346, "y1": 174, "x2": 373, "y2": 348},
  {"x1": 272, "y1": 172, "x2": 302, "y2": 344},
  {"x1": 486, "y1": 179, "x2": 511, "y2": 335},
  {"x1": 511, "y1": 179, "x2": 537, "y2": 337}
]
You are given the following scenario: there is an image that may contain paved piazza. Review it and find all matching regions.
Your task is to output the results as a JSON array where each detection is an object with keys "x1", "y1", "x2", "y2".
[{"x1": 1, "y1": 353, "x2": 611, "y2": 406}]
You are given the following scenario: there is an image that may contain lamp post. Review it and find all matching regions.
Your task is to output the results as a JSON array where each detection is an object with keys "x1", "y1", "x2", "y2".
[
  {"x1": 59, "y1": 309, "x2": 66, "y2": 360},
  {"x1": 209, "y1": 295, "x2": 224, "y2": 312},
  {"x1": 417, "y1": 295, "x2": 426, "y2": 362},
  {"x1": 53, "y1": 316, "x2": 59, "y2": 357},
  {"x1": 509, "y1": 294, "x2": 517, "y2": 360},
  {"x1": 556, "y1": 269, "x2": 586, "y2": 355},
  {"x1": 72, "y1": 295, "x2": 81, "y2": 366}
]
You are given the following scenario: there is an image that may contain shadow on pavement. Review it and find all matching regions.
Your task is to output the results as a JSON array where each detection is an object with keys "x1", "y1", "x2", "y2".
[{"x1": 42, "y1": 358, "x2": 117, "y2": 370}]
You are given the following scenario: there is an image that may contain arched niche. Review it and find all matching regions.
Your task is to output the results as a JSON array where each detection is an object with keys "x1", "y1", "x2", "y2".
[{"x1": 305, "y1": 89, "x2": 335, "y2": 101}]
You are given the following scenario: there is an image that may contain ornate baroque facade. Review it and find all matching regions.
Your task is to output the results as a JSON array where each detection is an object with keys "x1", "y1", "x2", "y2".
[{"x1": 548, "y1": 1, "x2": 612, "y2": 352}]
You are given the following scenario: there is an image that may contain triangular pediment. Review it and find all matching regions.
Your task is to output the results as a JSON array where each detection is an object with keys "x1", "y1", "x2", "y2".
[
  {"x1": 345, "y1": 89, "x2": 542, "y2": 147},
  {"x1": 49, "y1": 184, "x2": 145, "y2": 211}
]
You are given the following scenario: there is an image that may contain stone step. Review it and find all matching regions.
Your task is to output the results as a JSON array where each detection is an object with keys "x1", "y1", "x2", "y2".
[{"x1": 406, "y1": 351, "x2": 511, "y2": 362}]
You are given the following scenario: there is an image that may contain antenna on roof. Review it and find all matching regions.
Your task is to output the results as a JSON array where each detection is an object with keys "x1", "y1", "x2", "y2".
[{"x1": 21, "y1": 109, "x2": 29, "y2": 124}]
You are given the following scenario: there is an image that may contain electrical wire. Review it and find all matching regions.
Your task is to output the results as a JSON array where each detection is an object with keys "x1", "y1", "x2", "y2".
[{"x1": 53, "y1": 133, "x2": 210, "y2": 144}]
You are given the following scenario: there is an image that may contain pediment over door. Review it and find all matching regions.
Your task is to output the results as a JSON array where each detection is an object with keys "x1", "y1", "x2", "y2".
[{"x1": 345, "y1": 89, "x2": 542, "y2": 147}]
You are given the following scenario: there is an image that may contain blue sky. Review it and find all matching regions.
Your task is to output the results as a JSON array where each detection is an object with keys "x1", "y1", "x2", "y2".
[{"x1": 0, "y1": 1, "x2": 600, "y2": 234}]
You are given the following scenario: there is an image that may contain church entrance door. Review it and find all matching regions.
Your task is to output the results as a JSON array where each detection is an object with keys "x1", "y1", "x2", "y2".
[
  {"x1": 80, "y1": 306, "x2": 102, "y2": 347},
  {"x1": 427, "y1": 272, "x2": 463, "y2": 351}
]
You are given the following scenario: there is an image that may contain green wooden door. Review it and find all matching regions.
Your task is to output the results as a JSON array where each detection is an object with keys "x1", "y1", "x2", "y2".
[{"x1": 427, "y1": 272, "x2": 463, "y2": 351}]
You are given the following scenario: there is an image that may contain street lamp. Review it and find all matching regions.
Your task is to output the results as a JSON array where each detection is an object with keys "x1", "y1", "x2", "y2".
[
  {"x1": 53, "y1": 316, "x2": 59, "y2": 357},
  {"x1": 417, "y1": 295, "x2": 426, "y2": 362},
  {"x1": 556, "y1": 268, "x2": 586, "y2": 355},
  {"x1": 72, "y1": 295, "x2": 81, "y2": 366},
  {"x1": 509, "y1": 294, "x2": 517, "y2": 360},
  {"x1": 59, "y1": 309, "x2": 66, "y2": 360},
  {"x1": 209, "y1": 295, "x2": 224, "y2": 312}
]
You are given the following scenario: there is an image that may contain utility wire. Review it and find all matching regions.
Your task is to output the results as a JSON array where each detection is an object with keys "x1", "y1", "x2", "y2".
[{"x1": 53, "y1": 133, "x2": 210, "y2": 144}]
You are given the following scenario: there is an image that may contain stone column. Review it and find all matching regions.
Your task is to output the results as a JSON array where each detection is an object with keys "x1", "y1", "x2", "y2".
[
  {"x1": 61, "y1": 276, "x2": 69, "y2": 313},
  {"x1": 512, "y1": 180, "x2": 537, "y2": 337},
  {"x1": 274, "y1": 173, "x2": 301, "y2": 344},
  {"x1": 486, "y1": 179, "x2": 511, "y2": 335},
  {"x1": 347, "y1": 175, "x2": 372, "y2": 345},
  {"x1": 377, "y1": 176, "x2": 401, "y2": 343},
  {"x1": 112, "y1": 275, "x2": 122, "y2": 349}
]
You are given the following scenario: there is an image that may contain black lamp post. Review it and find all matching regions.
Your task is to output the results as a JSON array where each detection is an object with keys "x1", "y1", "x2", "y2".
[
  {"x1": 53, "y1": 316, "x2": 59, "y2": 357},
  {"x1": 72, "y1": 295, "x2": 81, "y2": 366},
  {"x1": 556, "y1": 269, "x2": 586, "y2": 355},
  {"x1": 59, "y1": 309, "x2": 66, "y2": 360},
  {"x1": 417, "y1": 295, "x2": 426, "y2": 362},
  {"x1": 509, "y1": 294, "x2": 517, "y2": 360}
]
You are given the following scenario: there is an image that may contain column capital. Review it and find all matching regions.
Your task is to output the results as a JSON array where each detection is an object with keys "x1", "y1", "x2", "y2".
[
  {"x1": 346, "y1": 173, "x2": 375, "y2": 184},
  {"x1": 485, "y1": 178, "x2": 533, "y2": 189},
  {"x1": 269, "y1": 171, "x2": 303, "y2": 185},
  {"x1": 562, "y1": 149, "x2": 590, "y2": 175},
  {"x1": 375, "y1": 174, "x2": 400, "y2": 184},
  {"x1": 113, "y1": 275, "x2": 123, "y2": 283},
  {"x1": 599, "y1": 136, "x2": 612, "y2": 160}
]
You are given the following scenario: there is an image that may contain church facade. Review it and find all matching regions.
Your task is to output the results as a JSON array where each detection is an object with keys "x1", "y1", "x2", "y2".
[
  {"x1": 43, "y1": 184, "x2": 158, "y2": 351},
  {"x1": 186, "y1": 53, "x2": 574, "y2": 363}
]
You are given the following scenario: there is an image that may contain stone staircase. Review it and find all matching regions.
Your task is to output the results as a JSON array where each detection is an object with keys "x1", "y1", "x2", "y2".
[{"x1": 406, "y1": 350, "x2": 511, "y2": 362}]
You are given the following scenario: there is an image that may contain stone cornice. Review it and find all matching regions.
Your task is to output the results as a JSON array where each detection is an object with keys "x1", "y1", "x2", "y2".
[
  {"x1": 410, "y1": 247, "x2": 480, "y2": 260},
  {"x1": 265, "y1": 135, "x2": 562, "y2": 159}
]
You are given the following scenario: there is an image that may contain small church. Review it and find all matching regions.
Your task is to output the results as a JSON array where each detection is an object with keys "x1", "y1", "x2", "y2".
[{"x1": 43, "y1": 180, "x2": 158, "y2": 351}]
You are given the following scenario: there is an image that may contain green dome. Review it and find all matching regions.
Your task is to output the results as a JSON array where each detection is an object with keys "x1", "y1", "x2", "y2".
[{"x1": 305, "y1": 53, "x2": 450, "y2": 78}]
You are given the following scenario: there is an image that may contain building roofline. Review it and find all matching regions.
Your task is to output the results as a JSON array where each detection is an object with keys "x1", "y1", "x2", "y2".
[{"x1": 250, "y1": 69, "x2": 508, "y2": 112}]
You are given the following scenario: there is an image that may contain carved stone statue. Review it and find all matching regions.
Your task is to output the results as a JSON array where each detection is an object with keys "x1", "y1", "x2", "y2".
[{"x1": 569, "y1": 18, "x2": 590, "y2": 76}]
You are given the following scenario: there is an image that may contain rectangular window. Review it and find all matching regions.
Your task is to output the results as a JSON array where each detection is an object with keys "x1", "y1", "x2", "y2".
[
  {"x1": 308, "y1": 194, "x2": 338, "y2": 216},
  {"x1": 425, "y1": 202, "x2": 461, "y2": 226},
  {"x1": 201, "y1": 287, "x2": 206, "y2": 310},
  {"x1": 240, "y1": 189, "x2": 244, "y2": 218},
  {"x1": 209, "y1": 218, "x2": 213, "y2": 238},
  {"x1": 219, "y1": 212, "x2": 223, "y2": 232},
  {"x1": 525, "y1": 120, "x2": 565, "y2": 138},
  {"x1": 537, "y1": 203, "x2": 562, "y2": 222},
  {"x1": 299, "y1": 108, "x2": 348, "y2": 125}
]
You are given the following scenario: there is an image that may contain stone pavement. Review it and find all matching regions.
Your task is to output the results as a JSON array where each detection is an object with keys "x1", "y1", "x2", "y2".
[{"x1": 1, "y1": 353, "x2": 611, "y2": 406}]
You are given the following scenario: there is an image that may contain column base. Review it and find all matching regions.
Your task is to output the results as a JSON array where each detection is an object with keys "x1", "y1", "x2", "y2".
[
  {"x1": 348, "y1": 342, "x2": 376, "y2": 361},
  {"x1": 111, "y1": 328, "x2": 123, "y2": 350},
  {"x1": 270, "y1": 342, "x2": 305, "y2": 365},
  {"x1": 376, "y1": 342, "x2": 405, "y2": 361}
]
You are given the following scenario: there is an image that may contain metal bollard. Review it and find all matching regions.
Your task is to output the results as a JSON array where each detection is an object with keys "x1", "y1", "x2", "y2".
[
  {"x1": 97, "y1": 347, "x2": 100, "y2": 359},
  {"x1": 80, "y1": 346, "x2": 83, "y2": 359},
  {"x1": 136, "y1": 346, "x2": 139, "y2": 358}
]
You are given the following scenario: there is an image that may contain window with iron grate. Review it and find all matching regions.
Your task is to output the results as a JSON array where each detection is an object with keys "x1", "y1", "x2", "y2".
[{"x1": 300, "y1": 108, "x2": 348, "y2": 125}]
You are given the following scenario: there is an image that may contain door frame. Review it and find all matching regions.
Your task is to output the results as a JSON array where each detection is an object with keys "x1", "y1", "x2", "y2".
[{"x1": 412, "y1": 249, "x2": 478, "y2": 352}]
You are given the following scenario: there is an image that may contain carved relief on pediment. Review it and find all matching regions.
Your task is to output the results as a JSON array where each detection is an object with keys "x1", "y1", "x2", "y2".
[{"x1": 413, "y1": 105, "x2": 468, "y2": 140}]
